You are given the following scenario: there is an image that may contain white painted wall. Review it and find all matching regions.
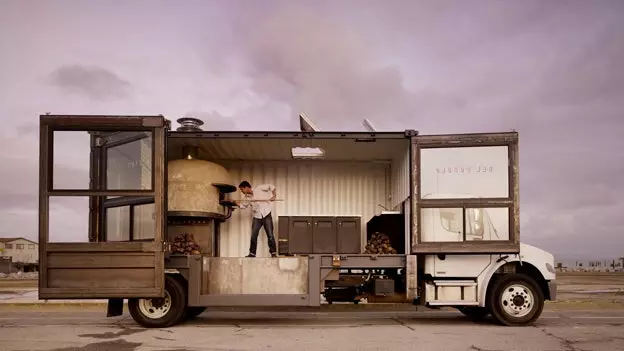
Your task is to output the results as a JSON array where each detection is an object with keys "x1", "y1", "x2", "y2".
[
  {"x1": 218, "y1": 161, "x2": 391, "y2": 257},
  {"x1": 390, "y1": 146, "x2": 411, "y2": 210}
]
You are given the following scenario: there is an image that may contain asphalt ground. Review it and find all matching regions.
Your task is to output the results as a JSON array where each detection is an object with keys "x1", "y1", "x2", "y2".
[{"x1": 0, "y1": 308, "x2": 623, "y2": 351}]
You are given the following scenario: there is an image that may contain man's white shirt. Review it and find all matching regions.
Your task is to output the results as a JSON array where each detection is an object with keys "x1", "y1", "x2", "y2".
[{"x1": 239, "y1": 184, "x2": 275, "y2": 219}]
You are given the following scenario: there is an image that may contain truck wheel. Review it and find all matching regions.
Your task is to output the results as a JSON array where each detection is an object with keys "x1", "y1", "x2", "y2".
[
  {"x1": 488, "y1": 273, "x2": 544, "y2": 327},
  {"x1": 185, "y1": 306, "x2": 207, "y2": 320},
  {"x1": 457, "y1": 307, "x2": 489, "y2": 320},
  {"x1": 128, "y1": 275, "x2": 187, "y2": 328}
]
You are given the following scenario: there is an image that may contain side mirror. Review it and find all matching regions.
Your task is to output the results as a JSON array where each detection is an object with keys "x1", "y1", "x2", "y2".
[{"x1": 468, "y1": 209, "x2": 485, "y2": 236}]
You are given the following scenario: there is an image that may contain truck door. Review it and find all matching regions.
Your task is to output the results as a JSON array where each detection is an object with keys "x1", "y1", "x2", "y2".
[
  {"x1": 410, "y1": 132, "x2": 520, "y2": 255},
  {"x1": 38, "y1": 115, "x2": 167, "y2": 299}
]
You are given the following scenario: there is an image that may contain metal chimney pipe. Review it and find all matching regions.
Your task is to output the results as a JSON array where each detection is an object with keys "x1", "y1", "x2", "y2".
[{"x1": 176, "y1": 117, "x2": 204, "y2": 132}]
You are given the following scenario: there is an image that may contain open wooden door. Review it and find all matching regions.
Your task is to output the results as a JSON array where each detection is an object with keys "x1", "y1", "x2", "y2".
[
  {"x1": 410, "y1": 132, "x2": 520, "y2": 254},
  {"x1": 39, "y1": 115, "x2": 168, "y2": 299}
]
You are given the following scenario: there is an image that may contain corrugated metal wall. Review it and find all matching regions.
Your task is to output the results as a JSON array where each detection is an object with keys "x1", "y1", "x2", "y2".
[
  {"x1": 218, "y1": 161, "x2": 390, "y2": 257},
  {"x1": 390, "y1": 146, "x2": 411, "y2": 210}
]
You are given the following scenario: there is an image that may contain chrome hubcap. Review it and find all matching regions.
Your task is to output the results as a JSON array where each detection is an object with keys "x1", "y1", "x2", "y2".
[{"x1": 501, "y1": 283, "x2": 534, "y2": 318}]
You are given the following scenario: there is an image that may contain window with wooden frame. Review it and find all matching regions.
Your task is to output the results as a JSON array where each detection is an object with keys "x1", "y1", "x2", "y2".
[
  {"x1": 39, "y1": 115, "x2": 165, "y2": 246},
  {"x1": 99, "y1": 131, "x2": 157, "y2": 242},
  {"x1": 410, "y1": 132, "x2": 519, "y2": 254},
  {"x1": 38, "y1": 115, "x2": 167, "y2": 299}
]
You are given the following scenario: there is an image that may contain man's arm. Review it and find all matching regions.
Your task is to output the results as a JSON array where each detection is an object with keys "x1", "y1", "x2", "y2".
[
  {"x1": 258, "y1": 184, "x2": 277, "y2": 200},
  {"x1": 268, "y1": 184, "x2": 277, "y2": 201},
  {"x1": 235, "y1": 199, "x2": 250, "y2": 209}
]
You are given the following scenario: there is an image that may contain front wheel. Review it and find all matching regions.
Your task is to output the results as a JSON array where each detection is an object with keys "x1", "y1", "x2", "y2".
[
  {"x1": 128, "y1": 275, "x2": 188, "y2": 328},
  {"x1": 488, "y1": 273, "x2": 544, "y2": 326}
]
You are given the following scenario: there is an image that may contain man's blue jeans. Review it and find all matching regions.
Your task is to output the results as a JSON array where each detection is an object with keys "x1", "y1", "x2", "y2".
[{"x1": 249, "y1": 213, "x2": 277, "y2": 256}]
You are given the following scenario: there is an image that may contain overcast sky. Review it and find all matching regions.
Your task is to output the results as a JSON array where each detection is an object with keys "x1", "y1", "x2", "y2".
[{"x1": 0, "y1": 0, "x2": 622, "y2": 260}]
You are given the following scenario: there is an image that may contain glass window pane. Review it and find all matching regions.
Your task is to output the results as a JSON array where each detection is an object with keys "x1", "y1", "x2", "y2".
[
  {"x1": 106, "y1": 207, "x2": 130, "y2": 241},
  {"x1": 134, "y1": 203, "x2": 156, "y2": 240},
  {"x1": 465, "y1": 207, "x2": 510, "y2": 241},
  {"x1": 420, "y1": 207, "x2": 511, "y2": 243},
  {"x1": 52, "y1": 131, "x2": 91, "y2": 190},
  {"x1": 421, "y1": 208, "x2": 463, "y2": 242},
  {"x1": 49, "y1": 196, "x2": 90, "y2": 242},
  {"x1": 105, "y1": 132, "x2": 152, "y2": 190},
  {"x1": 420, "y1": 146, "x2": 509, "y2": 199}
]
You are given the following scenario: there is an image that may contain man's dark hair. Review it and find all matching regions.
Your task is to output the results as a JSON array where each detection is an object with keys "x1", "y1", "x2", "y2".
[{"x1": 239, "y1": 181, "x2": 251, "y2": 188}]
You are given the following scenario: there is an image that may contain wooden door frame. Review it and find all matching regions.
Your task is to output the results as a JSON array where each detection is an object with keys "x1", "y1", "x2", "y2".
[
  {"x1": 410, "y1": 132, "x2": 520, "y2": 254},
  {"x1": 38, "y1": 115, "x2": 167, "y2": 298}
]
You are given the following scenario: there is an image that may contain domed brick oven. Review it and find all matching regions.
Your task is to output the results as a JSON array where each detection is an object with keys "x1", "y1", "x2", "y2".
[{"x1": 166, "y1": 117, "x2": 236, "y2": 257}]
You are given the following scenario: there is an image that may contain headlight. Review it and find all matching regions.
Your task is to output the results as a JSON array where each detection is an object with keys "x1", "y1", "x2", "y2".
[{"x1": 546, "y1": 263, "x2": 555, "y2": 274}]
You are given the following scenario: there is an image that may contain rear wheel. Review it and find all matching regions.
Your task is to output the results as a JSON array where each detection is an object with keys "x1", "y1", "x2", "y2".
[
  {"x1": 128, "y1": 275, "x2": 187, "y2": 328},
  {"x1": 457, "y1": 306, "x2": 490, "y2": 320},
  {"x1": 488, "y1": 273, "x2": 544, "y2": 326}
]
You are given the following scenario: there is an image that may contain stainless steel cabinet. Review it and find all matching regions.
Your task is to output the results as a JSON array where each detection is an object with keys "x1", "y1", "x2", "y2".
[{"x1": 277, "y1": 216, "x2": 361, "y2": 255}]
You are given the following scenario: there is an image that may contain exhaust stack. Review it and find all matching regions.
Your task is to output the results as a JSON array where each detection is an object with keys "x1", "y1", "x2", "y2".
[{"x1": 176, "y1": 117, "x2": 204, "y2": 132}]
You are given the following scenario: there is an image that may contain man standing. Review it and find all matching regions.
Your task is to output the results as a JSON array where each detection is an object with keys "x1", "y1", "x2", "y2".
[{"x1": 235, "y1": 181, "x2": 278, "y2": 258}]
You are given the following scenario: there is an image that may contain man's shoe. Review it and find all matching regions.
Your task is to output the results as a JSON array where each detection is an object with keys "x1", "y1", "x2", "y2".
[
  {"x1": 246, "y1": 253, "x2": 255, "y2": 258},
  {"x1": 271, "y1": 253, "x2": 278, "y2": 258}
]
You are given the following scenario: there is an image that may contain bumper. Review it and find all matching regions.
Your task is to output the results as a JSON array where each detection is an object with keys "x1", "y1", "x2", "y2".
[{"x1": 547, "y1": 280, "x2": 557, "y2": 301}]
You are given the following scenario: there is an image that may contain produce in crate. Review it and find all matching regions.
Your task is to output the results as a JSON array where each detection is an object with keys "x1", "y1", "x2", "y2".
[
  {"x1": 172, "y1": 232, "x2": 201, "y2": 255},
  {"x1": 363, "y1": 232, "x2": 397, "y2": 255}
]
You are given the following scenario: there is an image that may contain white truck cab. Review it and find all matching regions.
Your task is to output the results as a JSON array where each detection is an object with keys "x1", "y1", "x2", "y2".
[{"x1": 420, "y1": 194, "x2": 556, "y2": 326}]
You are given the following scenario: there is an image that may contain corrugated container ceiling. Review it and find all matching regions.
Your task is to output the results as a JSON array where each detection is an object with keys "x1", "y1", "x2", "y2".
[{"x1": 167, "y1": 137, "x2": 410, "y2": 162}]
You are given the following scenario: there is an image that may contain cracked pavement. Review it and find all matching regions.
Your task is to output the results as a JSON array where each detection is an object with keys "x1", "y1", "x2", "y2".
[{"x1": 0, "y1": 309, "x2": 623, "y2": 350}]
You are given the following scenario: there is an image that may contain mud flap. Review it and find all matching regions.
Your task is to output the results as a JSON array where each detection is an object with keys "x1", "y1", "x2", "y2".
[{"x1": 107, "y1": 298, "x2": 124, "y2": 317}]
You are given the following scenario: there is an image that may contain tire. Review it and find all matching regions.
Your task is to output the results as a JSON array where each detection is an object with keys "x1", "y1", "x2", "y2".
[
  {"x1": 185, "y1": 306, "x2": 207, "y2": 320},
  {"x1": 128, "y1": 275, "x2": 188, "y2": 328},
  {"x1": 487, "y1": 273, "x2": 544, "y2": 327},
  {"x1": 457, "y1": 306, "x2": 490, "y2": 320}
]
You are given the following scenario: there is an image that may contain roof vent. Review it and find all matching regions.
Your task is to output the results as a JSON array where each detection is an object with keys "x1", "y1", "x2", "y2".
[
  {"x1": 299, "y1": 113, "x2": 320, "y2": 132},
  {"x1": 176, "y1": 117, "x2": 204, "y2": 132}
]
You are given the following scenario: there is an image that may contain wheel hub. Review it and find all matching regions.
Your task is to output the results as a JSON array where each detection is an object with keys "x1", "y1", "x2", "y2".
[
  {"x1": 138, "y1": 291, "x2": 172, "y2": 319},
  {"x1": 151, "y1": 298, "x2": 166, "y2": 308},
  {"x1": 512, "y1": 295, "x2": 525, "y2": 306},
  {"x1": 501, "y1": 283, "x2": 534, "y2": 318}
]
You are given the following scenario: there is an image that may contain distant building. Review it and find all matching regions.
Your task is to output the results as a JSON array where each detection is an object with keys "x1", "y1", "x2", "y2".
[
  {"x1": 555, "y1": 257, "x2": 623, "y2": 272},
  {"x1": 0, "y1": 237, "x2": 38, "y2": 269}
]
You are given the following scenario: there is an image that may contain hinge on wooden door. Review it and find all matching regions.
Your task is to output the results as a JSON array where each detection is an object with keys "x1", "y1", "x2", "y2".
[{"x1": 162, "y1": 241, "x2": 171, "y2": 252}]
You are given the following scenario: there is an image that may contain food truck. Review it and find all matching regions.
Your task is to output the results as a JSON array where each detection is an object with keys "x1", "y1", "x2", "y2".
[{"x1": 37, "y1": 114, "x2": 556, "y2": 328}]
